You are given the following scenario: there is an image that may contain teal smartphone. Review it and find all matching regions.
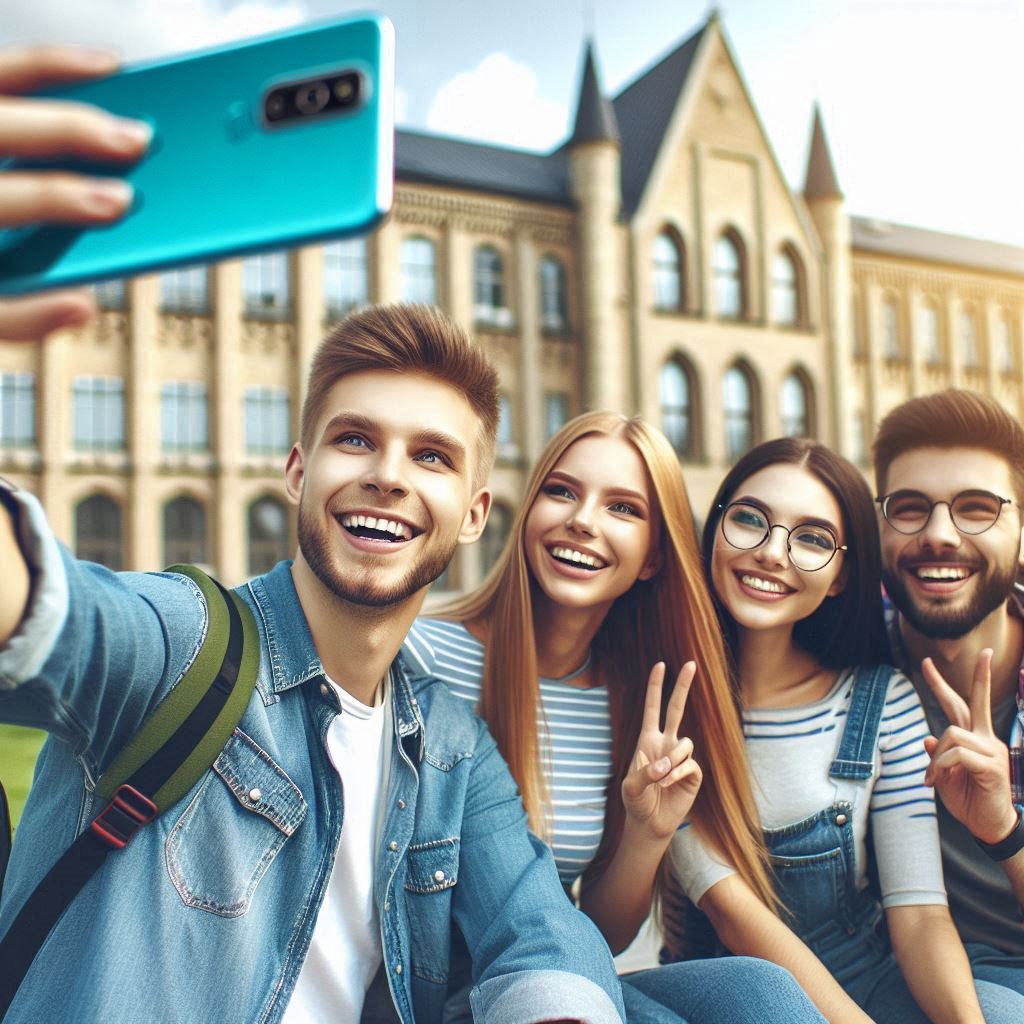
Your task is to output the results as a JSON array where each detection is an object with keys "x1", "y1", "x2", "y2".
[{"x1": 0, "y1": 14, "x2": 394, "y2": 295}]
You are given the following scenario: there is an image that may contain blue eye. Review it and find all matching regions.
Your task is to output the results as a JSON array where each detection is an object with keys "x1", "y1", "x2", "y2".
[
  {"x1": 543, "y1": 483, "x2": 575, "y2": 500},
  {"x1": 338, "y1": 434, "x2": 368, "y2": 448},
  {"x1": 792, "y1": 527, "x2": 835, "y2": 552},
  {"x1": 731, "y1": 507, "x2": 767, "y2": 530},
  {"x1": 609, "y1": 501, "x2": 637, "y2": 515}
]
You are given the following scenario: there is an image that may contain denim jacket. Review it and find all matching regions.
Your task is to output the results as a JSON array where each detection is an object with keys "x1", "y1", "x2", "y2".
[{"x1": 0, "y1": 489, "x2": 624, "y2": 1024}]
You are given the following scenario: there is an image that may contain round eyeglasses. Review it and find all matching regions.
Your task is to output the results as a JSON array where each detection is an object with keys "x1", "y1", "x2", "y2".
[
  {"x1": 875, "y1": 489, "x2": 1011, "y2": 536},
  {"x1": 717, "y1": 501, "x2": 847, "y2": 572}
]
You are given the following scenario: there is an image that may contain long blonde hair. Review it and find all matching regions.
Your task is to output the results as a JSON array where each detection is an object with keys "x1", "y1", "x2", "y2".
[{"x1": 437, "y1": 412, "x2": 777, "y2": 926}]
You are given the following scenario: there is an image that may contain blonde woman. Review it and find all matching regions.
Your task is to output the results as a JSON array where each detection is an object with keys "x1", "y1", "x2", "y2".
[{"x1": 404, "y1": 412, "x2": 823, "y2": 1023}]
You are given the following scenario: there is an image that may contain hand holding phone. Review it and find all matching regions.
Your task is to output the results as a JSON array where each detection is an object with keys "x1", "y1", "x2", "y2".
[{"x1": 0, "y1": 45, "x2": 151, "y2": 339}]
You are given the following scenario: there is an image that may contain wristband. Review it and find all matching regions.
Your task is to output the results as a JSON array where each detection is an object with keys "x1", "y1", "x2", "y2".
[{"x1": 976, "y1": 807, "x2": 1024, "y2": 862}]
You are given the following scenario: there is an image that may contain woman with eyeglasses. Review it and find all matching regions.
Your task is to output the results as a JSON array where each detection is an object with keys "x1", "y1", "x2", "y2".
[{"x1": 668, "y1": 437, "x2": 1024, "y2": 1023}]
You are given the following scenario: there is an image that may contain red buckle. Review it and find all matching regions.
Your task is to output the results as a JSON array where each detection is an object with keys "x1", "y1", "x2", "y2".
[{"x1": 90, "y1": 785, "x2": 158, "y2": 850}]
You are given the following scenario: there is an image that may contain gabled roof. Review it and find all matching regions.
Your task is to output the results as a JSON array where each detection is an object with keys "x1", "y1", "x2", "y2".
[
  {"x1": 570, "y1": 41, "x2": 620, "y2": 145},
  {"x1": 803, "y1": 105, "x2": 842, "y2": 200},
  {"x1": 611, "y1": 23, "x2": 707, "y2": 218},
  {"x1": 395, "y1": 129, "x2": 570, "y2": 205},
  {"x1": 851, "y1": 216, "x2": 1024, "y2": 277}
]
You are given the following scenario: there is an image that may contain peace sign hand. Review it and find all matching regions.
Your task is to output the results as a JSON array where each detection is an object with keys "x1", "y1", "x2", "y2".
[
  {"x1": 921, "y1": 649, "x2": 1018, "y2": 846},
  {"x1": 621, "y1": 661, "x2": 703, "y2": 840}
]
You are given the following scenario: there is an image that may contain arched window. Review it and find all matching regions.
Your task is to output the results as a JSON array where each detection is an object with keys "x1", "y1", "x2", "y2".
[
  {"x1": 248, "y1": 496, "x2": 291, "y2": 576},
  {"x1": 960, "y1": 310, "x2": 980, "y2": 368},
  {"x1": 652, "y1": 232, "x2": 683, "y2": 311},
  {"x1": 539, "y1": 256, "x2": 568, "y2": 331},
  {"x1": 723, "y1": 364, "x2": 756, "y2": 461},
  {"x1": 772, "y1": 248, "x2": 801, "y2": 327},
  {"x1": 480, "y1": 502, "x2": 513, "y2": 577},
  {"x1": 400, "y1": 236, "x2": 437, "y2": 305},
  {"x1": 659, "y1": 358, "x2": 697, "y2": 459},
  {"x1": 919, "y1": 303, "x2": 941, "y2": 366},
  {"x1": 780, "y1": 371, "x2": 813, "y2": 437},
  {"x1": 164, "y1": 496, "x2": 208, "y2": 567},
  {"x1": 882, "y1": 298, "x2": 902, "y2": 360},
  {"x1": 75, "y1": 494, "x2": 123, "y2": 570},
  {"x1": 714, "y1": 232, "x2": 745, "y2": 320},
  {"x1": 473, "y1": 246, "x2": 509, "y2": 326},
  {"x1": 323, "y1": 239, "x2": 368, "y2": 318}
]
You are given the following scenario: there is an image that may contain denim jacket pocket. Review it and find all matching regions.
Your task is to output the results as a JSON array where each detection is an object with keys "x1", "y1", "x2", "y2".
[
  {"x1": 404, "y1": 836, "x2": 460, "y2": 983},
  {"x1": 770, "y1": 846, "x2": 845, "y2": 935},
  {"x1": 165, "y1": 729, "x2": 307, "y2": 918}
]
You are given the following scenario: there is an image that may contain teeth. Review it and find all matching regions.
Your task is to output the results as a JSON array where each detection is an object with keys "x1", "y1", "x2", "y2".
[
  {"x1": 340, "y1": 514, "x2": 412, "y2": 540},
  {"x1": 916, "y1": 566, "x2": 970, "y2": 581},
  {"x1": 551, "y1": 546, "x2": 605, "y2": 569},
  {"x1": 741, "y1": 574, "x2": 786, "y2": 594}
]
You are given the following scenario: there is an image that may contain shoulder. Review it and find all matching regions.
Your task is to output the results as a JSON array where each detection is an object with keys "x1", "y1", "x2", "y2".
[{"x1": 403, "y1": 617, "x2": 484, "y2": 681}]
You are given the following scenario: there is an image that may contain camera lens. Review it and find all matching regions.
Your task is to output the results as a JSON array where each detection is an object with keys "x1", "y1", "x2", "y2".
[
  {"x1": 295, "y1": 81, "x2": 330, "y2": 116},
  {"x1": 264, "y1": 90, "x2": 288, "y2": 122},
  {"x1": 333, "y1": 75, "x2": 359, "y2": 105}
]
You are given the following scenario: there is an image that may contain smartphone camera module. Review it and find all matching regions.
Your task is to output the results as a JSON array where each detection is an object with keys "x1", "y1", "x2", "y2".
[{"x1": 262, "y1": 69, "x2": 364, "y2": 128}]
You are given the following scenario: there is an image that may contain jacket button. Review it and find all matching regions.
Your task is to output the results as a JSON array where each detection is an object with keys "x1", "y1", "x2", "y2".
[
  {"x1": 388, "y1": 841, "x2": 398, "y2": 852},
  {"x1": 836, "y1": 813, "x2": 848, "y2": 826},
  {"x1": 394, "y1": 963, "x2": 403, "y2": 975},
  {"x1": 248, "y1": 788, "x2": 262, "y2": 802},
  {"x1": 397, "y1": 799, "x2": 406, "y2": 809},
  {"x1": 320, "y1": 683, "x2": 329, "y2": 697},
  {"x1": 434, "y1": 870, "x2": 445, "y2": 882}
]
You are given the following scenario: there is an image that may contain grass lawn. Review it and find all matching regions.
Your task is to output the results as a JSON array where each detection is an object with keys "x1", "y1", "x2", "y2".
[{"x1": 0, "y1": 724, "x2": 46, "y2": 830}]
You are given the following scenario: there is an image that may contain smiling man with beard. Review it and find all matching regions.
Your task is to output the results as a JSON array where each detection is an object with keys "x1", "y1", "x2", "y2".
[{"x1": 873, "y1": 389, "x2": 1024, "y2": 987}]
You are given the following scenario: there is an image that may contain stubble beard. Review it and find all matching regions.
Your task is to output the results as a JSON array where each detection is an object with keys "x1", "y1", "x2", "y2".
[
  {"x1": 298, "y1": 504, "x2": 458, "y2": 608},
  {"x1": 882, "y1": 553, "x2": 1019, "y2": 641}
]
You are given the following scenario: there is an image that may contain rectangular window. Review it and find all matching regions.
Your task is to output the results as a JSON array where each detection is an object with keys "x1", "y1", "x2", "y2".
[
  {"x1": 245, "y1": 387, "x2": 291, "y2": 455},
  {"x1": 243, "y1": 252, "x2": 291, "y2": 318},
  {"x1": 73, "y1": 377, "x2": 125, "y2": 452},
  {"x1": 496, "y1": 392, "x2": 515, "y2": 454},
  {"x1": 0, "y1": 372, "x2": 36, "y2": 448},
  {"x1": 160, "y1": 266, "x2": 209, "y2": 314},
  {"x1": 161, "y1": 382, "x2": 209, "y2": 452},
  {"x1": 323, "y1": 239, "x2": 368, "y2": 318},
  {"x1": 544, "y1": 391, "x2": 570, "y2": 441},
  {"x1": 95, "y1": 279, "x2": 127, "y2": 310}
]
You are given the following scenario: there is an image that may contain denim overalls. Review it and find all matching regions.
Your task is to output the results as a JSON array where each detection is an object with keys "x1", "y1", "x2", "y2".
[{"x1": 765, "y1": 663, "x2": 891, "y2": 988}]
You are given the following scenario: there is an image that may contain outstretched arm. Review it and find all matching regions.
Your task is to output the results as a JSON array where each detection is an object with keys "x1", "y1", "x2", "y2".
[{"x1": 581, "y1": 662, "x2": 701, "y2": 953}]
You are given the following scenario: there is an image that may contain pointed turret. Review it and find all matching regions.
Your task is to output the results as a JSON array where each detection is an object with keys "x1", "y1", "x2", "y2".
[
  {"x1": 803, "y1": 104, "x2": 842, "y2": 200},
  {"x1": 570, "y1": 41, "x2": 619, "y2": 146}
]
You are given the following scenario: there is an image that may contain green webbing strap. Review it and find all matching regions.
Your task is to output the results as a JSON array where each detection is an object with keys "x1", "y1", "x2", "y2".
[{"x1": 96, "y1": 566, "x2": 259, "y2": 809}]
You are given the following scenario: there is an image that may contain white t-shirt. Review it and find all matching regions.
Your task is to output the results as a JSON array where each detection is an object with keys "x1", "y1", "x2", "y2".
[
  {"x1": 283, "y1": 674, "x2": 392, "y2": 1023},
  {"x1": 671, "y1": 668, "x2": 947, "y2": 910}
]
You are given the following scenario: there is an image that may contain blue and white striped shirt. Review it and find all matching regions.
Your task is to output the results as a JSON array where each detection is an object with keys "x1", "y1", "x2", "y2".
[{"x1": 403, "y1": 618, "x2": 613, "y2": 886}]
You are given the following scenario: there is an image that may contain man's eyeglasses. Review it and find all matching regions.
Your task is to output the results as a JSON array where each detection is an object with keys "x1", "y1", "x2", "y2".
[
  {"x1": 875, "y1": 489, "x2": 1011, "y2": 536},
  {"x1": 717, "y1": 502, "x2": 847, "y2": 572}
]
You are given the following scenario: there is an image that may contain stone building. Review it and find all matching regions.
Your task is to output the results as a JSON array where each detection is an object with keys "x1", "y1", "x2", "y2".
[{"x1": 1, "y1": 12, "x2": 1021, "y2": 588}]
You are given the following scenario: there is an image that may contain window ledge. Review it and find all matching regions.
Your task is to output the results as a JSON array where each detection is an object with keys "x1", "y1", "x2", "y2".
[
  {"x1": 159, "y1": 452, "x2": 215, "y2": 473},
  {"x1": 68, "y1": 450, "x2": 129, "y2": 472},
  {"x1": 0, "y1": 447, "x2": 40, "y2": 472}
]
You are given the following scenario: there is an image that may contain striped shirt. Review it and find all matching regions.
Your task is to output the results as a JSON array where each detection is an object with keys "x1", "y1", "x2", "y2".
[
  {"x1": 403, "y1": 618, "x2": 613, "y2": 886},
  {"x1": 672, "y1": 668, "x2": 947, "y2": 909}
]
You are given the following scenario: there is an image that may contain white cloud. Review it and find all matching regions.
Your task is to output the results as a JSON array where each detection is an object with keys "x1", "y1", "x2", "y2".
[
  {"x1": 426, "y1": 52, "x2": 566, "y2": 151},
  {"x1": 0, "y1": 0, "x2": 308, "y2": 61}
]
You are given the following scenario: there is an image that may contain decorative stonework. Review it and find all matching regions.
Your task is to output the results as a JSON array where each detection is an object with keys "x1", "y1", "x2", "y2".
[
  {"x1": 241, "y1": 319, "x2": 296, "y2": 355},
  {"x1": 158, "y1": 315, "x2": 213, "y2": 351},
  {"x1": 93, "y1": 311, "x2": 129, "y2": 349}
]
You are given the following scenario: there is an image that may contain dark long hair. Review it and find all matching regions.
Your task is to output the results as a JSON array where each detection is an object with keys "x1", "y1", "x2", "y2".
[{"x1": 702, "y1": 438, "x2": 891, "y2": 670}]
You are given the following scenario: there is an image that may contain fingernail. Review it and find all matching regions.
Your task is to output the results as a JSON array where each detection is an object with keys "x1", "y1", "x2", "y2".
[
  {"x1": 85, "y1": 179, "x2": 134, "y2": 215},
  {"x1": 107, "y1": 118, "x2": 153, "y2": 151}
]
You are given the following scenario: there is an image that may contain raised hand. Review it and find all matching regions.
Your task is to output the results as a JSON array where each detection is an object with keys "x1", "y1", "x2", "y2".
[
  {"x1": 0, "y1": 45, "x2": 150, "y2": 340},
  {"x1": 921, "y1": 649, "x2": 1018, "y2": 845},
  {"x1": 621, "y1": 661, "x2": 703, "y2": 839}
]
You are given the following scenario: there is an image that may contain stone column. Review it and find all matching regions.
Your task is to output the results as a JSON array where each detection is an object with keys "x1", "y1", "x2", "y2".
[{"x1": 515, "y1": 230, "x2": 544, "y2": 465}]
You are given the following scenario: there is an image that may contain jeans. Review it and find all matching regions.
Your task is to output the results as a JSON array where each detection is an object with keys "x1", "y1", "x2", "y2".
[{"x1": 621, "y1": 958, "x2": 826, "y2": 1023}]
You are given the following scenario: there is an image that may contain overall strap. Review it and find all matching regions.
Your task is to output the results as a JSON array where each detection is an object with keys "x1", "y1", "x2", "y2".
[
  {"x1": 829, "y1": 664, "x2": 892, "y2": 781},
  {"x1": 0, "y1": 567, "x2": 259, "y2": 1021}
]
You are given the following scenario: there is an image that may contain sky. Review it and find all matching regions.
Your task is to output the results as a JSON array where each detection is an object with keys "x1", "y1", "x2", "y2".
[{"x1": 2, "y1": 0, "x2": 1021, "y2": 247}]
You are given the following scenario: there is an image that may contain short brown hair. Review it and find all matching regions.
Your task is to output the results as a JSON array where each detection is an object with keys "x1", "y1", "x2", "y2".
[
  {"x1": 873, "y1": 389, "x2": 1024, "y2": 502},
  {"x1": 300, "y1": 304, "x2": 499, "y2": 487}
]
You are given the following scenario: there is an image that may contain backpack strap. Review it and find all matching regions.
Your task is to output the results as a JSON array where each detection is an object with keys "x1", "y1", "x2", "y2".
[{"x1": 0, "y1": 566, "x2": 259, "y2": 1020}]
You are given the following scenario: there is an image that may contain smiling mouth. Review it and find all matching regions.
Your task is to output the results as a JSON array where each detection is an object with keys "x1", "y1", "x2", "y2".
[
  {"x1": 736, "y1": 571, "x2": 792, "y2": 595},
  {"x1": 908, "y1": 564, "x2": 976, "y2": 583},
  {"x1": 549, "y1": 545, "x2": 607, "y2": 571},
  {"x1": 337, "y1": 513, "x2": 416, "y2": 543}
]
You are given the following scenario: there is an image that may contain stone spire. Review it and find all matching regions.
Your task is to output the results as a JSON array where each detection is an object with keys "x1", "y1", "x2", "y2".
[
  {"x1": 803, "y1": 104, "x2": 842, "y2": 200},
  {"x1": 570, "y1": 41, "x2": 619, "y2": 146}
]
